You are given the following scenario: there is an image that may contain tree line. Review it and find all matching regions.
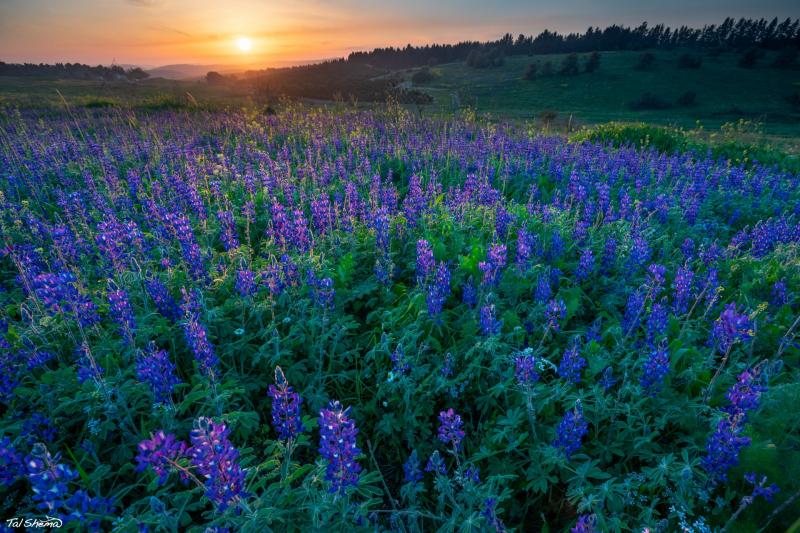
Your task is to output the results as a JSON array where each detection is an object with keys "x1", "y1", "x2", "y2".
[
  {"x1": 0, "y1": 62, "x2": 149, "y2": 81},
  {"x1": 347, "y1": 17, "x2": 800, "y2": 69}
]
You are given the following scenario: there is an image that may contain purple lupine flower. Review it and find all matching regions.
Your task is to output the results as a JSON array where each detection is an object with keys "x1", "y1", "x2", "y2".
[
  {"x1": 189, "y1": 417, "x2": 248, "y2": 510},
  {"x1": 534, "y1": 274, "x2": 552, "y2": 304},
  {"x1": 462, "y1": 465, "x2": 480, "y2": 484},
  {"x1": 437, "y1": 408, "x2": 465, "y2": 449},
  {"x1": 479, "y1": 243, "x2": 507, "y2": 286},
  {"x1": 145, "y1": 279, "x2": 180, "y2": 321},
  {"x1": 702, "y1": 415, "x2": 751, "y2": 485},
  {"x1": 216, "y1": 210, "x2": 239, "y2": 252},
  {"x1": 725, "y1": 366, "x2": 766, "y2": 420},
  {"x1": 403, "y1": 450, "x2": 422, "y2": 484},
  {"x1": 646, "y1": 264, "x2": 667, "y2": 295},
  {"x1": 0, "y1": 436, "x2": 24, "y2": 486},
  {"x1": 182, "y1": 315, "x2": 219, "y2": 379},
  {"x1": 26, "y1": 443, "x2": 78, "y2": 513},
  {"x1": 135, "y1": 344, "x2": 181, "y2": 404},
  {"x1": 744, "y1": 473, "x2": 780, "y2": 503},
  {"x1": 462, "y1": 279, "x2": 477, "y2": 308},
  {"x1": 416, "y1": 239, "x2": 434, "y2": 285},
  {"x1": 235, "y1": 269, "x2": 256, "y2": 297},
  {"x1": 21, "y1": 414, "x2": 57, "y2": 445},
  {"x1": 516, "y1": 228, "x2": 535, "y2": 271},
  {"x1": 576, "y1": 248, "x2": 594, "y2": 282},
  {"x1": 318, "y1": 400, "x2": 361, "y2": 493},
  {"x1": 481, "y1": 498, "x2": 508, "y2": 533},
  {"x1": 672, "y1": 266, "x2": 694, "y2": 314},
  {"x1": 646, "y1": 302, "x2": 669, "y2": 342},
  {"x1": 622, "y1": 290, "x2": 646, "y2": 335},
  {"x1": 640, "y1": 343, "x2": 670, "y2": 395},
  {"x1": 425, "y1": 450, "x2": 447, "y2": 475},
  {"x1": 307, "y1": 272, "x2": 335, "y2": 309},
  {"x1": 558, "y1": 342, "x2": 586, "y2": 384},
  {"x1": 95, "y1": 218, "x2": 143, "y2": 272},
  {"x1": 601, "y1": 237, "x2": 617, "y2": 273},
  {"x1": 164, "y1": 212, "x2": 206, "y2": 281},
  {"x1": 770, "y1": 280, "x2": 788, "y2": 307},
  {"x1": 426, "y1": 262, "x2": 451, "y2": 317},
  {"x1": 571, "y1": 514, "x2": 597, "y2": 533},
  {"x1": 545, "y1": 298, "x2": 567, "y2": 332},
  {"x1": 552, "y1": 402, "x2": 588, "y2": 459},
  {"x1": 31, "y1": 271, "x2": 100, "y2": 326},
  {"x1": 480, "y1": 304, "x2": 502, "y2": 336},
  {"x1": 681, "y1": 238, "x2": 695, "y2": 260},
  {"x1": 135, "y1": 430, "x2": 189, "y2": 485},
  {"x1": 267, "y1": 366, "x2": 305, "y2": 442},
  {"x1": 626, "y1": 233, "x2": 650, "y2": 273},
  {"x1": 291, "y1": 209, "x2": 310, "y2": 252},
  {"x1": 710, "y1": 303, "x2": 753, "y2": 354},
  {"x1": 107, "y1": 288, "x2": 136, "y2": 342},
  {"x1": 514, "y1": 352, "x2": 540, "y2": 386}
]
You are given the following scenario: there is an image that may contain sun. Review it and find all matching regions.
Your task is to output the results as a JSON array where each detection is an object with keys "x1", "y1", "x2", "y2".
[{"x1": 236, "y1": 37, "x2": 253, "y2": 52}]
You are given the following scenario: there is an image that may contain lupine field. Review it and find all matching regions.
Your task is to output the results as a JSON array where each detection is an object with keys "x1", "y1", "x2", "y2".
[{"x1": 0, "y1": 104, "x2": 798, "y2": 532}]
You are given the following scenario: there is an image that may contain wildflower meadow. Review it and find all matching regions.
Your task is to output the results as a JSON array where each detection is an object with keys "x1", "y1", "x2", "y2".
[{"x1": 0, "y1": 104, "x2": 798, "y2": 532}]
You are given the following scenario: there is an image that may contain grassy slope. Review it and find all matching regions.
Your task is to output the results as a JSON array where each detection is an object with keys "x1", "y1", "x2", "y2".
[{"x1": 413, "y1": 49, "x2": 800, "y2": 135}]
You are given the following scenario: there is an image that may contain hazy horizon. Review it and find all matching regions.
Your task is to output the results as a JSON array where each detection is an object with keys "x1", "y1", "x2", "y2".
[{"x1": 1, "y1": 0, "x2": 799, "y2": 69}]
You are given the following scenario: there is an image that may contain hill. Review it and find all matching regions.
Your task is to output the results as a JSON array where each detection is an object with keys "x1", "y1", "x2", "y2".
[{"x1": 405, "y1": 49, "x2": 800, "y2": 135}]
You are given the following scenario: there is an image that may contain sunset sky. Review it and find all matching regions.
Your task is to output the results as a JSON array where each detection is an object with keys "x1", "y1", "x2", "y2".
[{"x1": 1, "y1": 0, "x2": 798, "y2": 68}]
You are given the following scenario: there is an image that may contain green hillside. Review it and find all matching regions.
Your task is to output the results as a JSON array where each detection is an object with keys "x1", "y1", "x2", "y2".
[{"x1": 409, "y1": 49, "x2": 800, "y2": 135}]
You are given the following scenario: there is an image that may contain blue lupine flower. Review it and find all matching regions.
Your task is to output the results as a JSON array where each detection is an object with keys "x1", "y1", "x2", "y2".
[
  {"x1": 557, "y1": 341, "x2": 586, "y2": 384},
  {"x1": 403, "y1": 450, "x2": 422, "y2": 484},
  {"x1": 145, "y1": 279, "x2": 181, "y2": 321},
  {"x1": 545, "y1": 298, "x2": 567, "y2": 332},
  {"x1": 189, "y1": 417, "x2": 248, "y2": 510},
  {"x1": 438, "y1": 408, "x2": 465, "y2": 449},
  {"x1": 0, "y1": 436, "x2": 24, "y2": 486},
  {"x1": 318, "y1": 400, "x2": 361, "y2": 493},
  {"x1": 514, "y1": 352, "x2": 540, "y2": 386},
  {"x1": 267, "y1": 366, "x2": 305, "y2": 442},
  {"x1": 182, "y1": 314, "x2": 219, "y2": 379},
  {"x1": 235, "y1": 269, "x2": 256, "y2": 297},
  {"x1": 710, "y1": 303, "x2": 753, "y2": 354},
  {"x1": 480, "y1": 304, "x2": 502, "y2": 336},
  {"x1": 135, "y1": 430, "x2": 189, "y2": 485},
  {"x1": 424, "y1": 450, "x2": 446, "y2": 475},
  {"x1": 640, "y1": 343, "x2": 670, "y2": 395},
  {"x1": 553, "y1": 402, "x2": 588, "y2": 459},
  {"x1": 26, "y1": 444, "x2": 78, "y2": 513},
  {"x1": 481, "y1": 498, "x2": 508, "y2": 533},
  {"x1": 136, "y1": 344, "x2": 181, "y2": 404}
]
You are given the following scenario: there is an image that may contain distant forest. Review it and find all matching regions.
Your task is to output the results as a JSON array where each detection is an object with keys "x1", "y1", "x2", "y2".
[
  {"x1": 348, "y1": 17, "x2": 800, "y2": 69},
  {"x1": 0, "y1": 62, "x2": 149, "y2": 81}
]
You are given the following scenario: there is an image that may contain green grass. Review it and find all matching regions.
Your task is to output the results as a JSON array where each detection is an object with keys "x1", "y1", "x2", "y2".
[{"x1": 411, "y1": 49, "x2": 800, "y2": 136}]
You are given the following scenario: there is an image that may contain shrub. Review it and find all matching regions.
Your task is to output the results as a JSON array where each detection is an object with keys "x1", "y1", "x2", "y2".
[
  {"x1": 738, "y1": 47, "x2": 762, "y2": 68},
  {"x1": 629, "y1": 92, "x2": 672, "y2": 110},
  {"x1": 541, "y1": 60, "x2": 554, "y2": 76},
  {"x1": 559, "y1": 53, "x2": 580, "y2": 76},
  {"x1": 677, "y1": 90, "x2": 697, "y2": 106},
  {"x1": 635, "y1": 52, "x2": 656, "y2": 70},
  {"x1": 677, "y1": 53, "x2": 702, "y2": 69},
  {"x1": 522, "y1": 63, "x2": 538, "y2": 81},
  {"x1": 584, "y1": 51, "x2": 601, "y2": 73},
  {"x1": 411, "y1": 67, "x2": 435, "y2": 85},
  {"x1": 569, "y1": 122, "x2": 688, "y2": 152}
]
